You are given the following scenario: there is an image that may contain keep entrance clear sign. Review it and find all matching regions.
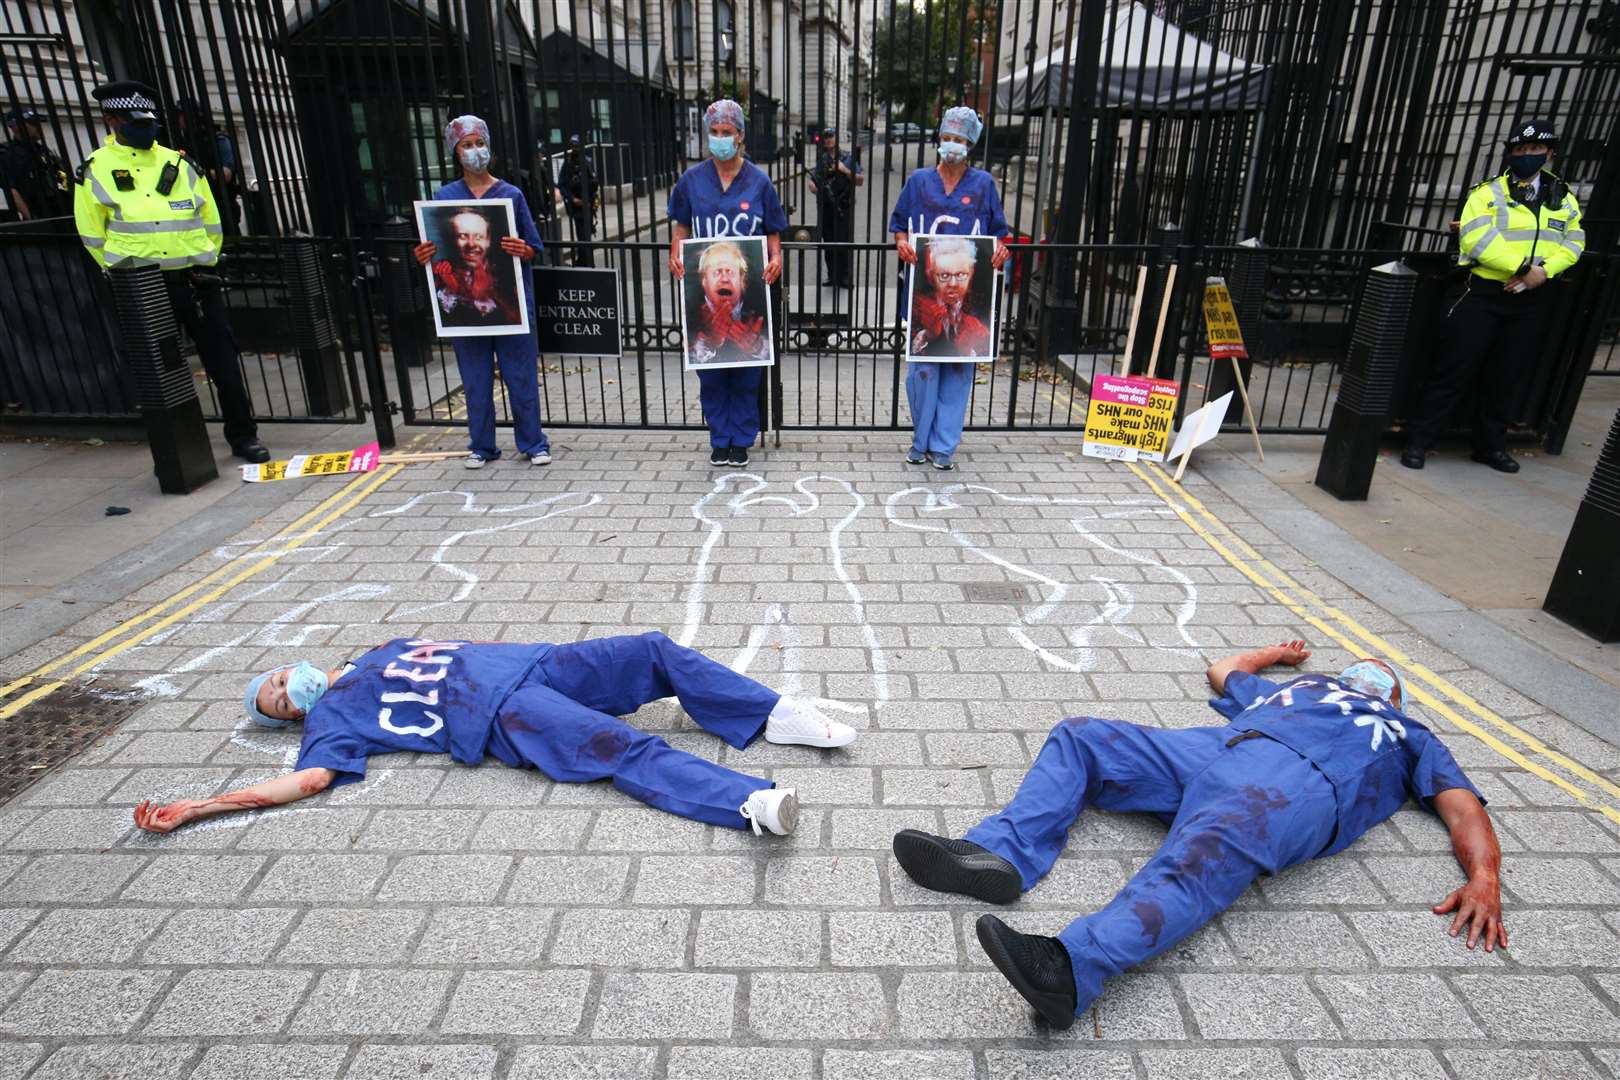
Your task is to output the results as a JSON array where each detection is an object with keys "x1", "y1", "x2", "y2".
[
  {"x1": 1082, "y1": 374, "x2": 1179, "y2": 462},
  {"x1": 534, "y1": 266, "x2": 622, "y2": 357}
]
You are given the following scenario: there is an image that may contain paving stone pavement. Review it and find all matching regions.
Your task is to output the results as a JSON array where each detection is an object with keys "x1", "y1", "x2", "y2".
[{"x1": 1, "y1": 432, "x2": 1617, "y2": 1080}]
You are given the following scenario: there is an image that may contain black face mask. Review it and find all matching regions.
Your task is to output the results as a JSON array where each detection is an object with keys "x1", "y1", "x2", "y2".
[
  {"x1": 120, "y1": 120, "x2": 158, "y2": 150},
  {"x1": 1507, "y1": 152, "x2": 1546, "y2": 180}
]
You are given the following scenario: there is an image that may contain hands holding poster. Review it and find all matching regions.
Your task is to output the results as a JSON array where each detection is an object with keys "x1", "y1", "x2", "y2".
[{"x1": 413, "y1": 199, "x2": 530, "y2": 337}]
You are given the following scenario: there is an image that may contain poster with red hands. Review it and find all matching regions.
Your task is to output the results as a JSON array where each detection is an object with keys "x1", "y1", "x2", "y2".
[
  {"x1": 905, "y1": 234, "x2": 999, "y2": 364},
  {"x1": 414, "y1": 198, "x2": 529, "y2": 338},
  {"x1": 681, "y1": 235, "x2": 776, "y2": 370}
]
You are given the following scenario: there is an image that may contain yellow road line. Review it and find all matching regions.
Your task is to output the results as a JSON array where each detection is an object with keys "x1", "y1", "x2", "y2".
[
  {"x1": 0, "y1": 462, "x2": 405, "y2": 722},
  {"x1": 1127, "y1": 461, "x2": 1620, "y2": 825}
]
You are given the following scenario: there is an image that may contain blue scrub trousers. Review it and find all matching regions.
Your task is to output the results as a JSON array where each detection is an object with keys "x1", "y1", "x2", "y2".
[
  {"x1": 453, "y1": 333, "x2": 549, "y2": 460},
  {"x1": 906, "y1": 361, "x2": 972, "y2": 460},
  {"x1": 697, "y1": 367, "x2": 764, "y2": 450},
  {"x1": 488, "y1": 632, "x2": 779, "y2": 829},
  {"x1": 965, "y1": 718, "x2": 1338, "y2": 1016}
]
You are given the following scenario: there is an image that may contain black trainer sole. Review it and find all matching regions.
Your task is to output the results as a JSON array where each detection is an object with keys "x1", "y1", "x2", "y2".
[
  {"x1": 892, "y1": 830, "x2": 1021, "y2": 904},
  {"x1": 976, "y1": 914, "x2": 1077, "y2": 1030}
]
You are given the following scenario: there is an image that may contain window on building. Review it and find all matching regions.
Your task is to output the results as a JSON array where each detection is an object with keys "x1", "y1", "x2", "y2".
[
  {"x1": 591, "y1": 97, "x2": 612, "y2": 144},
  {"x1": 674, "y1": 0, "x2": 695, "y2": 60},
  {"x1": 716, "y1": 0, "x2": 735, "y2": 65}
]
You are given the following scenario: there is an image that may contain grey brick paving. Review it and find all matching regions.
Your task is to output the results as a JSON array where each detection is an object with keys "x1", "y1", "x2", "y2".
[{"x1": 1, "y1": 434, "x2": 1617, "y2": 1073}]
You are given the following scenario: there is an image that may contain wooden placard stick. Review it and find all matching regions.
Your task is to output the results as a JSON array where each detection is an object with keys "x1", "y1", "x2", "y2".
[
  {"x1": 377, "y1": 450, "x2": 473, "y2": 464},
  {"x1": 1146, "y1": 262, "x2": 1177, "y2": 375},
  {"x1": 1120, "y1": 264, "x2": 1148, "y2": 374},
  {"x1": 1229, "y1": 355, "x2": 1265, "y2": 462}
]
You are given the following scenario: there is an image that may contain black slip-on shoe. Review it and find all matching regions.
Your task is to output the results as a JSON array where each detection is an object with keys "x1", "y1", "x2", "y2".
[
  {"x1": 1471, "y1": 449, "x2": 1520, "y2": 473},
  {"x1": 976, "y1": 914, "x2": 1078, "y2": 1030},
  {"x1": 710, "y1": 447, "x2": 729, "y2": 466},
  {"x1": 231, "y1": 441, "x2": 271, "y2": 464},
  {"x1": 729, "y1": 445, "x2": 750, "y2": 467},
  {"x1": 892, "y1": 829, "x2": 1021, "y2": 904},
  {"x1": 1399, "y1": 445, "x2": 1425, "y2": 470}
]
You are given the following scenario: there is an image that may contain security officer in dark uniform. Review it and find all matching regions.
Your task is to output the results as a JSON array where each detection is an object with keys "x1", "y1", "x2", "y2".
[
  {"x1": 558, "y1": 134, "x2": 597, "y2": 267},
  {"x1": 74, "y1": 81, "x2": 268, "y2": 463},
  {"x1": 809, "y1": 126, "x2": 863, "y2": 287},
  {"x1": 2, "y1": 106, "x2": 71, "y2": 220},
  {"x1": 1402, "y1": 118, "x2": 1585, "y2": 474}
]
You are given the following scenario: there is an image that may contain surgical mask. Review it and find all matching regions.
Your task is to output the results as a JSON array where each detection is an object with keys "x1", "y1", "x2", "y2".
[
  {"x1": 120, "y1": 119, "x2": 158, "y2": 150},
  {"x1": 285, "y1": 661, "x2": 330, "y2": 714},
  {"x1": 709, "y1": 135, "x2": 737, "y2": 161},
  {"x1": 1507, "y1": 152, "x2": 1546, "y2": 180},
  {"x1": 459, "y1": 145, "x2": 491, "y2": 173},
  {"x1": 937, "y1": 141, "x2": 968, "y2": 164},
  {"x1": 1338, "y1": 661, "x2": 1399, "y2": 707}
]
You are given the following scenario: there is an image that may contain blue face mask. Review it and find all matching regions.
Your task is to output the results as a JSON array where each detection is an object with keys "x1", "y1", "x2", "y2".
[
  {"x1": 1338, "y1": 661, "x2": 1400, "y2": 707},
  {"x1": 120, "y1": 119, "x2": 158, "y2": 150},
  {"x1": 285, "y1": 662, "x2": 330, "y2": 714},
  {"x1": 938, "y1": 141, "x2": 968, "y2": 164},
  {"x1": 708, "y1": 135, "x2": 737, "y2": 161}
]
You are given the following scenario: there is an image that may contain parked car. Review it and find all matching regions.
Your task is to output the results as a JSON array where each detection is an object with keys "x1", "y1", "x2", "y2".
[
  {"x1": 889, "y1": 122, "x2": 925, "y2": 143},
  {"x1": 855, "y1": 129, "x2": 876, "y2": 146}
]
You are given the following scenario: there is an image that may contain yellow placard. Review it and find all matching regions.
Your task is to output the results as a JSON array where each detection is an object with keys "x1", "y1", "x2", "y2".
[
  {"x1": 241, "y1": 442, "x2": 381, "y2": 483},
  {"x1": 1201, "y1": 277, "x2": 1248, "y2": 360},
  {"x1": 1082, "y1": 374, "x2": 1180, "y2": 462}
]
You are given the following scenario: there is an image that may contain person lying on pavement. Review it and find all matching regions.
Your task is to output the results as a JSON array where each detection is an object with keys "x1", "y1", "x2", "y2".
[
  {"x1": 133, "y1": 631, "x2": 857, "y2": 837},
  {"x1": 891, "y1": 640, "x2": 1503, "y2": 1029}
]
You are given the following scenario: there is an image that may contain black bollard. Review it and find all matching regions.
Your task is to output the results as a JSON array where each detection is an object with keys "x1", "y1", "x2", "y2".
[
  {"x1": 1543, "y1": 407, "x2": 1620, "y2": 641},
  {"x1": 281, "y1": 233, "x2": 349, "y2": 415},
  {"x1": 109, "y1": 264, "x2": 218, "y2": 494},
  {"x1": 1315, "y1": 260, "x2": 1416, "y2": 501},
  {"x1": 382, "y1": 214, "x2": 433, "y2": 368}
]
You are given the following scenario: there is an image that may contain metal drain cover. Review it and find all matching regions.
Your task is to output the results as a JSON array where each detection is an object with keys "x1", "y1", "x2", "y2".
[{"x1": 963, "y1": 583, "x2": 1036, "y2": 603}]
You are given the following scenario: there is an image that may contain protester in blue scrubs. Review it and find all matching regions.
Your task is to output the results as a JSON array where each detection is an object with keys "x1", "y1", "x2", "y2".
[
  {"x1": 892, "y1": 641, "x2": 1507, "y2": 1029},
  {"x1": 414, "y1": 115, "x2": 550, "y2": 470},
  {"x1": 890, "y1": 107, "x2": 1012, "y2": 470},
  {"x1": 132, "y1": 632, "x2": 859, "y2": 837},
  {"x1": 668, "y1": 99, "x2": 787, "y2": 467}
]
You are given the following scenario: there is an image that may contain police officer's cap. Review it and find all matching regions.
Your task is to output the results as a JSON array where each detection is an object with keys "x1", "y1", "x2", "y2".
[
  {"x1": 1504, "y1": 118, "x2": 1557, "y2": 148},
  {"x1": 822, "y1": 126, "x2": 837, "y2": 138},
  {"x1": 567, "y1": 133, "x2": 582, "y2": 146},
  {"x1": 92, "y1": 80, "x2": 161, "y2": 120},
  {"x1": 6, "y1": 106, "x2": 43, "y2": 125}
]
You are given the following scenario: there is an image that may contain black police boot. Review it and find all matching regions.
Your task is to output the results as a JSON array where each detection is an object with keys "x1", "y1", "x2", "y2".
[
  {"x1": 1470, "y1": 449, "x2": 1520, "y2": 474},
  {"x1": 232, "y1": 441, "x2": 271, "y2": 464},
  {"x1": 976, "y1": 914, "x2": 1078, "y2": 1030},
  {"x1": 1399, "y1": 444, "x2": 1425, "y2": 470},
  {"x1": 892, "y1": 829, "x2": 1021, "y2": 904}
]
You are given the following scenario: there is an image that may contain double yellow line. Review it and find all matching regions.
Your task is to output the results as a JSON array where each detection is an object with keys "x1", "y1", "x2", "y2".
[
  {"x1": 1126, "y1": 460, "x2": 1620, "y2": 825},
  {"x1": 0, "y1": 462, "x2": 406, "y2": 721}
]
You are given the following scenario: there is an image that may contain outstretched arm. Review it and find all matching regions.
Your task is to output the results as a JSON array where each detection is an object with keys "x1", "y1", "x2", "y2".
[
  {"x1": 133, "y1": 767, "x2": 335, "y2": 834},
  {"x1": 1431, "y1": 787, "x2": 1507, "y2": 951},
  {"x1": 1204, "y1": 639, "x2": 1311, "y2": 695}
]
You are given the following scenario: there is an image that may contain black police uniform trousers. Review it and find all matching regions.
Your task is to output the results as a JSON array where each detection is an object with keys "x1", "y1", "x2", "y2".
[
  {"x1": 1407, "y1": 275, "x2": 1548, "y2": 455},
  {"x1": 162, "y1": 270, "x2": 258, "y2": 448},
  {"x1": 818, "y1": 197, "x2": 854, "y2": 286},
  {"x1": 569, "y1": 207, "x2": 594, "y2": 267}
]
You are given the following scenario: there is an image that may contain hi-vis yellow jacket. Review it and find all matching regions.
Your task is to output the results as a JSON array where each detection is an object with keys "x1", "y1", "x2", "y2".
[
  {"x1": 1456, "y1": 170, "x2": 1584, "y2": 283},
  {"x1": 73, "y1": 135, "x2": 222, "y2": 270}
]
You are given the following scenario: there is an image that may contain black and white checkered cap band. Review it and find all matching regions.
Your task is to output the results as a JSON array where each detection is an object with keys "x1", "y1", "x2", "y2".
[{"x1": 102, "y1": 94, "x2": 157, "y2": 111}]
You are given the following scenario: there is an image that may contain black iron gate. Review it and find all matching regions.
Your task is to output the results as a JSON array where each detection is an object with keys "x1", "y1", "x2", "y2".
[{"x1": 2, "y1": 0, "x2": 1616, "y2": 444}]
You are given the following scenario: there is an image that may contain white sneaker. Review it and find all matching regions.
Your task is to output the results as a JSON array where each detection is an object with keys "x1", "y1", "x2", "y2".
[
  {"x1": 740, "y1": 786, "x2": 798, "y2": 836},
  {"x1": 463, "y1": 454, "x2": 487, "y2": 470},
  {"x1": 765, "y1": 696, "x2": 858, "y2": 748},
  {"x1": 530, "y1": 451, "x2": 551, "y2": 466}
]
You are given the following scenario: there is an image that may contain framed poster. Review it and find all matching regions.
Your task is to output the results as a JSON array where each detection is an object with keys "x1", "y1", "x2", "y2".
[
  {"x1": 680, "y1": 235, "x2": 775, "y2": 370},
  {"x1": 534, "y1": 266, "x2": 622, "y2": 357},
  {"x1": 905, "y1": 233, "x2": 999, "y2": 363},
  {"x1": 414, "y1": 198, "x2": 530, "y2": 337}
]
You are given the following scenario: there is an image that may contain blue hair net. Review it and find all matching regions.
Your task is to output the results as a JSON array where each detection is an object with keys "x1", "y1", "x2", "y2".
[
  {"x1": 939, "y1": 106, "x2": 983, "y2": 145},
  {"x1": 704, "y1": 99, "x2": 746, "y2": 135}
]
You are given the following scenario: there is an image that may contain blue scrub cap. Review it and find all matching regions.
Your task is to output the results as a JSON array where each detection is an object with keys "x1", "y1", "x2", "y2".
[
  {"x1": 244, "y1": 665, "x2": 292, "y2": 728},
  {"x1": 445, "y1": 114, "x2": 489, "y2": 158},
  {"x1": 939, "y1": 106, "x2": 982, "y2": 145},
  {"x1": 704, "y1": 99, "x2": 745, "y2": 135}
]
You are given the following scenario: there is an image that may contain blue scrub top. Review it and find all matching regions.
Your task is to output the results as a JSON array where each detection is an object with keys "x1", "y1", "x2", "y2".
[
  {"x1": 668, "y1": 159, "x2": 788, "y2": 238},
  {"x1": 433, "y1": 177, "x2": 543, "y2": 315},
  {"x1": 1210, "y1": 672, "x2": 1483, "y2": 856},
  {"x1": 888, "y1": 166, "x2": 1010, "y2": 238},
  {"x1": 295, "y1": 639, "x2": 552, "y2": 784}
]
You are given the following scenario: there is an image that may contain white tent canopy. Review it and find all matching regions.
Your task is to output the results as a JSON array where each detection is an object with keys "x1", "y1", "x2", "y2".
[{"x1": 996, "y1": 2, "x2": 1268, "y2": 116}]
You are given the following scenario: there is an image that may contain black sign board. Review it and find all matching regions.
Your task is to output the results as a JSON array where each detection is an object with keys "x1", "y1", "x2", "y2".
[{"x1": 533, "y1": 266, "x2": 622, "y2": 357}]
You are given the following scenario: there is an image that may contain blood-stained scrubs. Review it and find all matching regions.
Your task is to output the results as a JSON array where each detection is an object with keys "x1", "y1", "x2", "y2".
[
  {"x1": 295, "y1": 633, "x2": 780, "y2": 829},
  {"x1": 961, "y1": 672, "x2": 1482, "y2": 1015}
]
